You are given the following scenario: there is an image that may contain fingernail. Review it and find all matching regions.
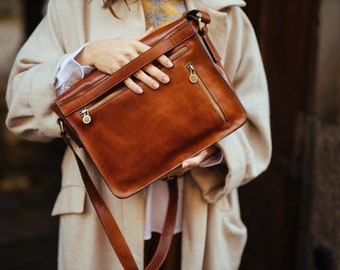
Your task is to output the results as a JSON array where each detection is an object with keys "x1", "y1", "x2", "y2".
[
  {"x1": 152, "y1": 82, "x2": 159, "y2": 89},
  {"x1": 136, "y1": 86, "x2": 143, "y2": 94},
  {"x1": 162, "y1": 75, "x2": 170, "y2": 83},
  {"x1": 166, "y1": 60, "x2": 173, "y2": 68}
]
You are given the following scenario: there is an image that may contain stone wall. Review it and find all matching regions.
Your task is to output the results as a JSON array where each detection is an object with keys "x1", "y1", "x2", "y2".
[{"x1": 311, "y1": 124, "x2": 340, "y2": 269}]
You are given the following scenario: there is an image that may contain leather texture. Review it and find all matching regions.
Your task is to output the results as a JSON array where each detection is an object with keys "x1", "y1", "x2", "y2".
[{"x1": 54, "y1": 10, "x2": 247, "y2": 199}]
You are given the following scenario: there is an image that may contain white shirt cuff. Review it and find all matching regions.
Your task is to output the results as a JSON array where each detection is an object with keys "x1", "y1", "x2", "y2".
[{"x1": 55, "y1": 44, "x2": 95, "y2": 96}]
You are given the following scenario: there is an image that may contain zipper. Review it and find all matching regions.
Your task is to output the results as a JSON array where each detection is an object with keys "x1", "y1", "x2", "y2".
[
  {"x1": 187, "y1": 63, "x2": 227, "y2": 124},
  {"x1": 79, "y1": 46, "x2": 191, "y2": 125},
  {"x1": 168, "y1": 45, "x2": 189, "y2": 61},
  {"x1": 80, "y1": 109, "x2": 92, "y2": 124},
  {"x1": 79, "y1": 87, "x2": 125, "y2": 124}
]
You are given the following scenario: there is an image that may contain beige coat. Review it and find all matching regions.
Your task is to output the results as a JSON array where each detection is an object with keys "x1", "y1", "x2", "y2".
[{"x1": 5, "y1": 0, "x2": 272, "y2": 269}]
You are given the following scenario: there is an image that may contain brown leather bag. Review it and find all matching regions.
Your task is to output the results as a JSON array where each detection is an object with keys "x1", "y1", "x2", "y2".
[{"x1": 54, "y1": 10, "x2": 247, "y2": 269}]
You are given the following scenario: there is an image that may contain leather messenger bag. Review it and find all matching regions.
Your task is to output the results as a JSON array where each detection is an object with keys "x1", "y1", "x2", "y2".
[{"x1": 54, "y1": 10, "x2": 247, "y2": 270}]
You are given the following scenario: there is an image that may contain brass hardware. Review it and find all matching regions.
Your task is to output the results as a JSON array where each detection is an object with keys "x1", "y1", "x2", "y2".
[
  {"x1": 80, "y1": 109, "x2": 92, "y2": 124},
  {"x1": 186, "y1": 63, "x2": 227, "y2": 124},
  {"x1": 187, "y1": 63, "x2": 198, "y2": 83},
  {"x1": 57, "y1": 119, "x2": 65, "y2": 136},
  {"x1": 196, "y1": 12, "x2": 205, "y2": 32}
]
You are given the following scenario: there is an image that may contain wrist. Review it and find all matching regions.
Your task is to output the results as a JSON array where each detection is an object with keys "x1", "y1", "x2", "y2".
[{"x1": 74, "y1": 43, "x2": 93, "y2": 67}]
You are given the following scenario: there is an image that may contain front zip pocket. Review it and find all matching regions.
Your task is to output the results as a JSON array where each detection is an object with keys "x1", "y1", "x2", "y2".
[
  {"x1": 187, "y1": 63, "x2": 227, "y2": 124},
  {"x1": 78, "y1": 46, "x2": 191, "y2": 125}
]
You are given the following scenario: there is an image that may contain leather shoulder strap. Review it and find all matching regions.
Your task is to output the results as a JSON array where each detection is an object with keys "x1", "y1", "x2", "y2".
[{"x1": 63, "y1": 135, "x2": 178, "y2": 270}]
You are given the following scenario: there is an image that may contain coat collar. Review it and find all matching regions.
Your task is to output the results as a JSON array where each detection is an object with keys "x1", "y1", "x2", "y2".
[{"x1": 184, "y1": 0, "x2": 246, "y2": 63}]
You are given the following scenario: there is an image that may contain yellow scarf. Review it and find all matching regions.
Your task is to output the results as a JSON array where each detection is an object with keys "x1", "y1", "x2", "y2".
[{"x1": 142, "y1": 0, "x2": 186, "y2": 29}]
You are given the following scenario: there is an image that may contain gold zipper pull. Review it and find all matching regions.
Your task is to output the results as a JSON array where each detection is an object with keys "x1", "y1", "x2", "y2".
[
  {"x1": 187, "y1": 63, "x2": 198, "y2": 83},
  {"x1": 80, "y1": 109, "x2": 92, "y2": 124}
]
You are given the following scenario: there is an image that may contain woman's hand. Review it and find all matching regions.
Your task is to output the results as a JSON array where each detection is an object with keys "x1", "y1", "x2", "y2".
[
  {"x1": 163, "y1": 145, "x2": 221, "y2": 179},
  {"x1": 75, "y1": 33, "x2": 173, "y2": 94}
]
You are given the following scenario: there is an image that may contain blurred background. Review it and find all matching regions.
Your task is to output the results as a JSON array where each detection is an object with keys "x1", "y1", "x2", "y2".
[{"x1": 0, "y1": 0, "x2": 339, "y2": 269}]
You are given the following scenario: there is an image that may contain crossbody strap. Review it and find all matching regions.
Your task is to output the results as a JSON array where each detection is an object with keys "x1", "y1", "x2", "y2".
[{"x1": 62, "y1": 134, "x2": 178, "y2": 270}]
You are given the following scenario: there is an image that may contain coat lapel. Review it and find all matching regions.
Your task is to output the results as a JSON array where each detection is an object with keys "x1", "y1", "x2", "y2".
[{"x1": 185, "y1": 0, "x2": 244, "y2": 64}]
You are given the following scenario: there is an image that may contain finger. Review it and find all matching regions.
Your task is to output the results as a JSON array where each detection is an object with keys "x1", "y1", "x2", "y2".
[
  {"x1": 134, "y1": 41, "x2": 151, "y2": 55},
  {"x1": 137, "y1": 38, "x2": 172, "y2": 68},
  {"x1": 133, "y1": 69, "x2": 160, "y2": 90},
  {"x1": 163, "y1": 165, "x2": 189, "y2": 179},
  {"x1": 124, "y1": 77, "x2": 143, "y2": 94},
  {"x1": 157, "y1": 55, "x2": 173, "y2": 68},
  {"x1": 138, "y1": 27, "x2": 154, "y2": 40},
  {"x1": 205, "y1": 145, "x2": 219, "y2": 157},
  {"x1": 182, "y1": 156, "x2": 203, "y2": 169},
  {"x1": 143, "y1": 64, "x2": 170, "y2": 84},
  {"x1": 182, "y1": 147, "x2": 217, "y2": 169}
]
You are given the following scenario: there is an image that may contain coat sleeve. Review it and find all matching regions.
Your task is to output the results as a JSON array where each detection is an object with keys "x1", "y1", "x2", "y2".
[
  {"x1": 190, "y1": 7, "x2": 272, "y2": 203},
  {"x1": 5, "y1": 0, "x2": 68, "y2": 142}
]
